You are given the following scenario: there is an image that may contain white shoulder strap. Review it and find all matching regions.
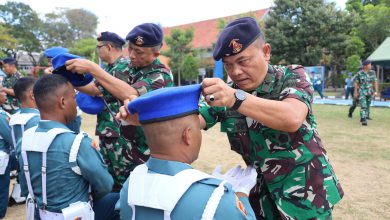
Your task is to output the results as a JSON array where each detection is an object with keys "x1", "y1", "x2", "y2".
[
  {"x1": 69, "y1": 132, "x2": 86, "y2": 175},
  {"x1": 9, "y1": 112, "x2": 39, "y2": 126},
  {"x1": 21, "y1": 126, "x2": 72, "y2": 210},
  {"x1": 128, "y1": 164, "x2": 213, "y2": 220},
  {"x1": 201, "y1": 180, "x2": 227, "y2": 220},
  {"x1": 10, "y1": 112, "x2": 39, "y2": 149}
]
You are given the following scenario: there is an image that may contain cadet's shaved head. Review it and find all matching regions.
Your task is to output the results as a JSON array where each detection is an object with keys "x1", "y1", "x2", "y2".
[
  {"x1": 33, "y1": 74, "x2": 70, "y2": 111},
  {"x1": 13, "y1": 77, "x2": 37, "y2": 102}
]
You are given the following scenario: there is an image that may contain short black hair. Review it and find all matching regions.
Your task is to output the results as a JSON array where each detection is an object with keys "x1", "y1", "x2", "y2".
[
  {"x1": 33, "y1": 74, "x2": 70, "y2": 110},
  {"x1": 13, "y1": 77, "x2": 37, "y2": 101}
]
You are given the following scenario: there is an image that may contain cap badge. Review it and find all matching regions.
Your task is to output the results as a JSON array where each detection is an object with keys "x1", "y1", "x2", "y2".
[
  {"x1": 229, "y1": 39, "x2": 242, "y2": 54},
  {"x1": 135, "y1": 36, "x2": 144, "y2": 46}
]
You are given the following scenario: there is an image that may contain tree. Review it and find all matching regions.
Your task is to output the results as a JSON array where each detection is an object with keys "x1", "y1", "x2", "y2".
[
  {"x1": 41, "y1": 8, "x2": 98, "y2": 48},
  {"x1": 163, "y1": 28, "x2": 198, "y2": 85},
  {"x1": 0, "y1": 1, "x2": 43, "y2": 65},
  {"x1": 181, "y1": 55, "x2": 199, "y2": 81},
  {"x1": 0, "y1": 24, "x2": 17, "y2": 57},
  {"x1": 346, "y1": 0, "x2": 390, "y2": 58},
  {"x1": 69, "y1": 38, "x2": 98, "y2": 63},
  {"x1": 345, "y1": 54, "x2": 361, "y2": 74}
]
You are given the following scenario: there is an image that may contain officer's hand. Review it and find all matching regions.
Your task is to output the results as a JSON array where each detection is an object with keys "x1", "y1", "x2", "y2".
[
  {"x1": 212, "y1": 165, "x2": 241, "y2": 187},
  {"x1": 202, "y1": 78, "x2": 236, "y2": 108},
  {"x1": 374, "y1": 92, "x2": 378, "y2": 96},
  {"x1": 115, "y1": 96, "x2": 141, "y2": 126},
  {"x1": 233, "y1": 166, "x2": 257, "y2": 196},
  {"x1": 65, "y1": 58, "x2": 99, "y2": 75}
]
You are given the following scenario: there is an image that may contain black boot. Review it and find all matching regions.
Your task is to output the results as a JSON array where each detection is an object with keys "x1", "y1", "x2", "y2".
[
  {"x1": 367, "y1": 117, "x2": 373, "y2": 120},
  {"x1": 348, "y1": 112, "x2": 352, "y2": 118},
  {"x1": 361, "y1": 118, "x2": 368, "y2": 126}
]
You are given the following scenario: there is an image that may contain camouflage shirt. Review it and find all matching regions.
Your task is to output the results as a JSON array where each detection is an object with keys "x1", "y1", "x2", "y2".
[
  {"x1": 1, "y1": 72, "x2": 21, "y2": 114},
  {"x1": 355, "y1": 70, "x2": 377, "y2": 96},
  {"x1": 200, "y1": 65, "x2": 343, "y2": 216},
  {"x1": 121, "y1": 58, "x2": 174, "y2": 153},
  {"x1": 96, "y1": 56, "x2": 132, "y2": 137}
]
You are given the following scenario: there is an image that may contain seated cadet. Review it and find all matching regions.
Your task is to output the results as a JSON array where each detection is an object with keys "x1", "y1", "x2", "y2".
[
  {"x1": 19, "y1": 74, "x2": 119, "y2": 220},
  {"x1": 43, "y1": 47, "x2": 83, "y2": 133},
  {"x1": 0, "y1": 90, "x2": 15, "y2": 218},
  {"x1": 8, "y1": 77, "x2": 39, "y2": 206},
  {"x1": 117, "y1": 84, "x2": 257, "y2": 220}
]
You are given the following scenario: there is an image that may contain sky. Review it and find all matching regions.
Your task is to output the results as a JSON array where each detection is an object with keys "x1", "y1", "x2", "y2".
[{"x1": 0, "y1": 0, "x2": 347, "y2": 38}]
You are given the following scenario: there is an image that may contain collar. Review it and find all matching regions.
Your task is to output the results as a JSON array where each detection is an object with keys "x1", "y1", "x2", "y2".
[
  {"x1": 146, "y1": 157, "x2": 192, "y2": 176},
  {"x1": 255, "y1": 64, "x2": 276, "y2": 95},
  {"x1": 19, "y1": 108, "x2": 40, "y2": 114},
  {"x1": 131, "y1": 57, "x2": 161, "y2": 70},
  {"x1": 37, "y1": 120, "x2": 71, "y2": 131}
]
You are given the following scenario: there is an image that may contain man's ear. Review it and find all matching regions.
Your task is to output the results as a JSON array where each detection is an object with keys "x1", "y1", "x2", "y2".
[
  {"x1": 182, "y1": 126, "x2": 192, "y2": 146},
  {"x1": 263, "y1": 43, "x2": 271, "y2": 62},
  {"x1": 59, "y1": 96, "x2": 66, "y2": 110},
  {"x1": 29, "y1": 90, "x2": 35, "y2": 101}
]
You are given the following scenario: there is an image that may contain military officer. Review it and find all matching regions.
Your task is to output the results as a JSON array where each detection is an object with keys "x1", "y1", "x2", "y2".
[
  {"x1": 8, "y1": 77, "x2": 39, "y2": 206},
  {"x1": 354, "y1": 60, "x2": 378, "y2": 126},
  {"x1": 65, "y1": 24, "x2": 174, "y2": 191},
  {"x1": 43, "y1": 46, "x2": 83, "y2": 133},
  {"x1": 117, "y1": 84, "x2": 256, "y2": 219},
  {"x1": 19, "y1": 74, "x2": 118, "y2": 220},
  {"x1": 1, "y1": 57, "x2": 21, "y2": 114},
  {"x1": 199, "y1": 17, "x2": 344, "y2": 219},
  {"x1": 0, "y1": 90, "x2": 14, "y2": 218}
]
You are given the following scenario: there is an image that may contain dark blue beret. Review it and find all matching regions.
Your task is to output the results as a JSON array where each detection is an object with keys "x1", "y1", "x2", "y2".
[
  {"x1": 76, "y1": 92, "x2": 105, "y2": 115},
  {"x1": 52, "y1": 53, "x2": 93, "y2": 87},
  {"x1": 97, "y1": 31, "x2": 125, "y2": 46},
  {"x1": 44, "y1": 47, "x2": 69, "y2": 58},
  {"x1": 126, "y1": 23, "x2": 163, "y2": 47},
  {"x1": 362, "y1": 60, "x2": 371, "y2": 66},
  {"x1": 127, "y1": 84, "x2": 201, "y2": 124},
  {"x1": 2, "y1": 57, "x2": 17, "y2": 64},
  {"x1": 213, "y1": 17, "x2": 261, "y2": 61}
]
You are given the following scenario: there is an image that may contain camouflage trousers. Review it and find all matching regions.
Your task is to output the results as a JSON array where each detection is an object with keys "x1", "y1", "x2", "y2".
[
  {"x1": 99, "y1": 136, "x2": 150, "y2": 192},
  {"x1": 359, "y1": 94, "x2": 372, "y2": 119},
  {"x1": 249, "y1": 156, "x2": 343, "y2": 220}
]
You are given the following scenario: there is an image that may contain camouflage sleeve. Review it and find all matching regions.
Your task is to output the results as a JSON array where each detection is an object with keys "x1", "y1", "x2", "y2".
[
  {"x1": 279, "y1": 66, "x2": 313, "y2": 113},
  {"x1": 354, "y1": 74, "x2": 360, "y2": 84},
  {"x1": 132, "y1": 70, "x2": 173, "y2": 96},
  {"x1": 199, "y1": 100, "x2": 224, "y2": 130}
]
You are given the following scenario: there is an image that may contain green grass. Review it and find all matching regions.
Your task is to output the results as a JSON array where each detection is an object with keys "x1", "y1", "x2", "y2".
[{"x1": 312, "y1": 104, "x2": 390, "y2": 219}]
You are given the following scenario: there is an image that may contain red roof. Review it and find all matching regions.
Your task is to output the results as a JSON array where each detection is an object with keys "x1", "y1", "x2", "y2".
[{"x1": 162, "y1": 9, "x2": 268, "y2": 51}]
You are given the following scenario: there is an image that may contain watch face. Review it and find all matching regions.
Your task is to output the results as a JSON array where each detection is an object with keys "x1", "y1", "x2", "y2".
[{"x1": 236, "y1": 89, "x2": 246, "y2": 101}]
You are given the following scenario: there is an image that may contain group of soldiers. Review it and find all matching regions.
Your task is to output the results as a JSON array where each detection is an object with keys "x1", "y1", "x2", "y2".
[
  {"x1": 0, "y1": 17, "x2": 344, "y2": 220},
  {"x1": 347, "y1": 60, "x2": 378, "y2": 126}
]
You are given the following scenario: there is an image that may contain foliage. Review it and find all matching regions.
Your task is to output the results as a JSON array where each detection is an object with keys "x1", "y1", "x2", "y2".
[
  {"x1": 345, "y1": 54, "x2": 361, "y2": 73},
  {"x1": 41, "y1": 8, "x2": 98, "y2": 48},
  {"x1": 265, "y1": 0, "x2": 352, "y2": 68},
  {"x1": 347, "y1": 0, "x2": 390, "y2": 58},
  {"x1": 0, "y1": 24, "x2": 17, "y2": 56},
  {"x1": 0, "y1": 1, "x2": 42, "y2": 65},
  {"x1": 69, "y1": 38, "x2": 98, "y2": 63},
  {"x1": 181, "y1": 54, "x2": 199, "y2": 80},
  {"x1": 163, "y1": 28, "x2": 198, "y2": 85}
]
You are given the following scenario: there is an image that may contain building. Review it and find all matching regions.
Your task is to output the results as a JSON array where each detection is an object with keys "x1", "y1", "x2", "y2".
[{"x1": 161, "y1": 9, "x2": 269, "y2": 83}]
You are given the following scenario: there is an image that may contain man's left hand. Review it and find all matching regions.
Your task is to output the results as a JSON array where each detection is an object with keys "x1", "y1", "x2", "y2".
[{"x1": 201, "y1": 78, "x2": 236, "y2": 107}]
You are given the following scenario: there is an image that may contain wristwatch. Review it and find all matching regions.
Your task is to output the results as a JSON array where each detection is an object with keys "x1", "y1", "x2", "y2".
[{"x1": 230, "y1": 89, "x2": 246, "y2": 110}]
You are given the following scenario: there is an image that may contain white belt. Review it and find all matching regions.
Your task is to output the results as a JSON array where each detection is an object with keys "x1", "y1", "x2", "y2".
[{"x1": 39, "y1": 209, "x2": 64, "y2": 220}]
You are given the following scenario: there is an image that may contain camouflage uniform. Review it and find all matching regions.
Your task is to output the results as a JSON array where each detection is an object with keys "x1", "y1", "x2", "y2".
[
  {"x1": 355, "y1": 70, "x2": 377, "y2": 120},
  {"x1": 200, "y1": 65, "x2": 344, "y2": 219},
  {"x1": 96, "y1": 57, "x2": 174, "y2": 191},
  {"x1": 1, "y1": 72, "x2": 20, "y2": 114}
]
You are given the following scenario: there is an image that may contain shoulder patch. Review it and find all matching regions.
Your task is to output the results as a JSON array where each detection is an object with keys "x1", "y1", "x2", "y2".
[{"x1": 235, "y1": 195, "x2": 248, "y2": 217}]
